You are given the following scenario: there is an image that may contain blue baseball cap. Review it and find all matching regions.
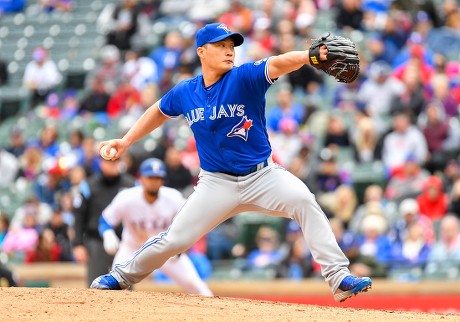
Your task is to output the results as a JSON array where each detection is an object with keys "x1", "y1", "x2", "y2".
[
  {"x1": 195, "y1": 23, "x2": 244, "y2": 48},
  {"x1": 139, "y1": 158, "x2": 167, "y2": 178}
]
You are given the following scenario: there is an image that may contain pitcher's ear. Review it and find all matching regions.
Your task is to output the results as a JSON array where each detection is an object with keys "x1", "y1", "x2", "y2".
[{"x1": 197, "y1": 47, "x2": 203, "y2": 58}]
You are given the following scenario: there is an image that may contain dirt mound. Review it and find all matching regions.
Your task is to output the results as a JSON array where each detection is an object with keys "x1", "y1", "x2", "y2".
[{"x1": 0, "y1": 287, "x2": 457, "y2": 321}]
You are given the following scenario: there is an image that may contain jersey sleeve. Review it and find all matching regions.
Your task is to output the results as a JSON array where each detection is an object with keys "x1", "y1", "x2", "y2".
[
  {"x1": 237, "y1": 57, "x2": 275, "y2": 94},
  {"x1": 158, "y1": 85, "x2": 183, "y2": 118}
]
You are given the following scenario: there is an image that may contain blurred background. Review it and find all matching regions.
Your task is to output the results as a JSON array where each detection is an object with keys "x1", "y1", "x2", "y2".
[{"x1": 0, "y1": 0, "x2": 460, "y2": 314}]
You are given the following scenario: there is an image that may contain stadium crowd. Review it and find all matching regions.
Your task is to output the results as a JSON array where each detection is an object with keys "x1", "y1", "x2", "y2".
[{"x1": 1, "y1": 0, "x2": 460, "y2": 286}]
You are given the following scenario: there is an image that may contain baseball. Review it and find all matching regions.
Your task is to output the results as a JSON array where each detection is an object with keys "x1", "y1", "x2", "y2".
[{"x1": 101, "y1": 145, "x2": 117, "y2": 160}]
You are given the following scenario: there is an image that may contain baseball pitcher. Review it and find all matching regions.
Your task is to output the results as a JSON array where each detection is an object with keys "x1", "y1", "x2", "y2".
[{"x1": 91, "y1": 23, "x2": 371, "y2": 302}]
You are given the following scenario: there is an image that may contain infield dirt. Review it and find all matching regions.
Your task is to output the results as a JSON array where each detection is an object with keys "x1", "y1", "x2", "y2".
[{"x1": 0, "y1": 287, "x2": 457, "y2": 322}]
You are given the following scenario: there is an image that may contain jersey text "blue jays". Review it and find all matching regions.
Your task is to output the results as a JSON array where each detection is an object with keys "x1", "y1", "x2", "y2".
[{"x1": 185, "y1": 104, "x2": 246, "y2": 126}]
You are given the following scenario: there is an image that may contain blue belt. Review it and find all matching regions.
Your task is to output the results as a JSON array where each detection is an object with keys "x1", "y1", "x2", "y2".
[{"x1": 221, "y1": 159, "x2": 270, "y2": 177}]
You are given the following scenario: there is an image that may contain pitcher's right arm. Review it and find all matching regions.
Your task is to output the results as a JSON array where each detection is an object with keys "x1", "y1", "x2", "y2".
[{"x1": 98, "y1": 100, "x2": 169, "y2": 160}]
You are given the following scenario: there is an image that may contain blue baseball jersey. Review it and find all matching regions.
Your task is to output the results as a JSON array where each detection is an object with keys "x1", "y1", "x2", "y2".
[{"x1": 159, "y1": 58, "x2": 275, "y2": 174}]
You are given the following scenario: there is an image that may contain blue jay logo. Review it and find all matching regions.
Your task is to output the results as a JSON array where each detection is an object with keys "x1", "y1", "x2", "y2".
[
  {"x1": 217, "y1": 24, "x2": 231, "y2": 34},
  {"x1": 227, "y1": 116, "x2": 253, "y2": 141}
]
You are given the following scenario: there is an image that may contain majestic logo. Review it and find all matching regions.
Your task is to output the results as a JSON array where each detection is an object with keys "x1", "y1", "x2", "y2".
[
  {"x1": 227, "y1": 116, "x2": 253, "y2": 141},
  {"x1": 217, "y1": 24, "x2": 231, "y2": 34}
]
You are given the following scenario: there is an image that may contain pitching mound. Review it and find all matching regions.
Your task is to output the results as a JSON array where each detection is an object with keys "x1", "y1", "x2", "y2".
[{"x1": 0, "y1": 287, "x2": 457, "y2": 321}]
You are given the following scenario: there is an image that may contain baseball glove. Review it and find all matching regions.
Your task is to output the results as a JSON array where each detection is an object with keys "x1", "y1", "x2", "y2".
[{"x1": 308, "y1": 33, "x2": 360, "y2": 83}]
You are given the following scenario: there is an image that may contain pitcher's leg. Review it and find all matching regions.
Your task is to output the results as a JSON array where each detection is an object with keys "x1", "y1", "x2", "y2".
[
  {"x1": 111, "y1": 173, "x2": 240, "y2": 287},
  {"x1": 242, "y1": 166, "x2": 350, "y2": 292},
  {"x1": 160, "y1": 254, "x2": 213, "y2": 296}
]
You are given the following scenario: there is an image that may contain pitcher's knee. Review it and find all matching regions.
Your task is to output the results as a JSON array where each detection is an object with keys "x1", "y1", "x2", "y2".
[{"x1": 164, "y1": 238, "x2": 193, "y2": 254}]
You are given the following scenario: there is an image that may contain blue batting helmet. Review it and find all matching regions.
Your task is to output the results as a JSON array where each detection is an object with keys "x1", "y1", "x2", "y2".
[{"x1": 139, "y1": 158, "x2": 167, "y2": 178}]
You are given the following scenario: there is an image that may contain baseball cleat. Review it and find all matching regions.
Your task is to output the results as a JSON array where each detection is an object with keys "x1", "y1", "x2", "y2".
[
  {"x1": 334, "y1": 276, "x2": 372, "y2": 302},
  {"x1": 90, "y1": 273, "x2": 122, "y2": 290}
]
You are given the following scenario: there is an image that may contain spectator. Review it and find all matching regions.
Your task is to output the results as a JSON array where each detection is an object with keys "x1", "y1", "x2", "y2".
[
  {"x1": 333, "y1": 80, "x2": 362, "y2": 112},
  {"x1": 163, "y1": 146, "x2": 193, "y2": 194},
  {"x1": 282, "y1": 0, "x2": 316, "y2": 37},
  {"x1": 72, "y1": 157, "x2": 135, "y2": 286},
  {"x1": 23, "y1": 47, "x2": 62, "y2": 108},
  {"x1": 218, "y1": 0, "x2": 254, "y2": 35},
  {"x1": 350, "y1": 214, "x2": 392, "y2": 278},
  {"x1": 2, "y1": 212, "x2": 40, "y2": 261},
  {"x1": 33, "y1": 162, "x2": 70, "y2": 207},
  {"x1": 323, "y1": 114, "x2": 351, "y2": 152},
  {"x1": 68, "y1": 165, "x2": 88, "y2": 203},
  {"x1": 36, "y1": 123, "x2": 60, "y2": 160},
  {"x1": 45, "y1": 205, "x2": 73, "y2": 261},
  {"x1": 393, "y1": 44, "x2": 434, "y2": 85},
  {"x1": 17, "y1": 142, "x2": 44, "y2": 182},
  {"x1": 65, "y1": 129, "x2": 85, "y2": 168},
  {"x1": 266, "y1": 85, "x2": 305, "y2": 133},
  {"x1": 60, "y1": 90, "x2": 80, "y2": 120},
  {"x1": 419, "y1": 100, "x2": 451, "y2": 172},
  {"x1": 315, "y1": 148, "x2": 347, "y2": 198},
  {"x1": 276, "y1": 221, "x2": 314, "y2": 279},
  {"x1": 366, "y1": 33, "x2": 399, "y2": 65},
  {"x1": 330, "y1": 217, "x2": 358, "y2": 264},
  {"x1": 85, "y1": 45, "x2": 123, "y2": 95},
  {"x1": 351, "y1": 115, "x2": 378, "y2": 163},
  {"x1": 425, "y1": 215, "x2": 460, "y2": 279},
  {"x1": 329, "y1": 184, "x2": 358, "y2": 228},
  {"x1": 25, "y1": 228, "x2": 61, "y2": 263},
  {"x1": 428, "y1": 73, "x2": 459, "y2": 118},
  {"x1": 381, "y1": 111, "x2": 428, "y2": 174},
  {"x1": 59, "y1": 191, "x2": 76, "y2": 226},
  {"x1": 416, "y1": 175, "x2": 449, "y2": 221},
  {"x1": 106, "y1": 80, "x2": 142, "y2": 118},
  {"x1": 148, "y1": 30, "x2": 185, "y2": 93},
  {"x1": 357, "y1": 60, "x2": 406, "y2": 117},
  {"x1": 390, "y1": 221, "x2": 431, "y2": 271},
  {"x1": 206, "y1": 217, "x2": 238, "y2": 262},
  {"x1": 393, "y1": 33, "x2": 435, "y2": 70},
  {"x1": 442, "y1": 160, "x2": 460, "y2": 196},
  {"x1": 79, "y1": 77, "x2": 111, "y2": 115},
  {"x1": 105, "y1": 0, "x2": 140, "y2": 51},
  {"x1": 0, "y1": 148, "x2": 19, "y2": 187},
  {"x1": 10, "y1": 197, "x2": 52, "y2": 231},
  {"x1": 391, "y1": 59, "x2": 428, "y2": 118},
  {"x1": 5, "y1": 127, "x2": 26, "y2": 158},
  {"x1": 122, "y1": 49, "x2": 158, "y2": 91},
  {"x1": 384, "y1": 155, "x2": 430, "y2": 203},
  {"x1": 349, "y1": 184, "x2": 397, "y2": 234},
  {"x1": 80, "y1": 137, "x2": 101, "y2": 177},
  {"x1": 336, "y1": 0, "x2": 364, "y2": 31},
  {"x1": 269, "y1": 116, "x2": 304, "y2": 168},
  {"x1": 246, "y1": 225, "x2": 283, "y2": 271},
  {"x1": 39, "y1": 0, "x2": 73, "y2": 13},
  {"x1": 391, "y1": 198, "x2": 435, "y2": 246},
  {"x1": 251, "y1": 16, "x2": 277, "y2": 56}
]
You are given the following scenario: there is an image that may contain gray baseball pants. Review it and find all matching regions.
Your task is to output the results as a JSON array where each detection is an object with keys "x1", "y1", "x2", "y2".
[{"x1": 112, "y1": 163, "x2": 351, "y2": 293}]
